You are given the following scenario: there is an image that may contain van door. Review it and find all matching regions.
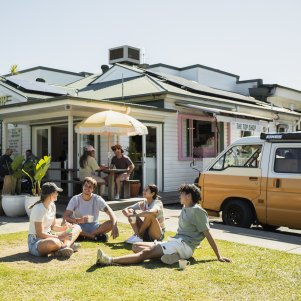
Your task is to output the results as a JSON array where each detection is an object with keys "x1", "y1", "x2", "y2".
[
  {"x1": 266, "y1": 145, "x2": 301, "y2": 229},
  {"x1": 202, "y1": 144, "x2": 263, "y2": 212}
]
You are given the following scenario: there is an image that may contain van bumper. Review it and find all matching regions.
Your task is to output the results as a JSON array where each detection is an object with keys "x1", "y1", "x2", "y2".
[{"x1": 205, "y1": 209, "x2": 220, "y2": 217}]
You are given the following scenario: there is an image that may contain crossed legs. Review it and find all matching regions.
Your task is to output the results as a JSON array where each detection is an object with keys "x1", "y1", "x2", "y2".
[{"x1": 80, "y1": 220, "x2": 113, "y2": 240}]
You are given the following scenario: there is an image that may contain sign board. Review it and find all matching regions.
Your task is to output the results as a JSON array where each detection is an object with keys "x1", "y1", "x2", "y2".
[
  {"x1": 8, "y1": 128, "x2": 22, "y2": 157},
  {"x1": 232, "y1": 122, "x2": 262, "y2": 132}
]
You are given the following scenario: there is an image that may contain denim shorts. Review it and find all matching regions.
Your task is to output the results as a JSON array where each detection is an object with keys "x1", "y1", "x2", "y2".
[
  {"x1": 28, "y1": 234, "x2": 43, "y2": 257},
  {"x1": 143, "y1": 228, "x2": 165, "y2": 242},
  {"x1": 78, "y1": 222, "x2": 101, "y2": 233}
]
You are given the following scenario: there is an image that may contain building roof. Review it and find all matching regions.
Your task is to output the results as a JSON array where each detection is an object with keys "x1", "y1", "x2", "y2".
[{"x1": 66, "y1": 72, "x2": 103, "y2": 89}]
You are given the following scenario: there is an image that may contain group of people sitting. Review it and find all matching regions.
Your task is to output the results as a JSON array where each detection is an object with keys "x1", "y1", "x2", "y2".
[
  {"x1": 28, "y1": 178, "x2": 232, "y2": 266},
  {"x1": 79, "y1": 144, "x2": 134, "y2": 200}
]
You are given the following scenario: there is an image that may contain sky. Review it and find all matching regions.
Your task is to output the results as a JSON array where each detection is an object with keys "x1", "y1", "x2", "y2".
[{"x1": 1, "y1": 0, "x2": 301, "y2": 90}]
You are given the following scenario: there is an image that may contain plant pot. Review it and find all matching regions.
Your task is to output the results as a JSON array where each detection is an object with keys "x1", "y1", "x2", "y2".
[
  {"x1": 130, "y1": 182, "x2": 141, "y2": 198},
  {"x1": 25, "y1": 195, "x2": 41, "y2": 217},
  {"x1": 2, "y1": 194, "x2": 27, "y2": 217}
]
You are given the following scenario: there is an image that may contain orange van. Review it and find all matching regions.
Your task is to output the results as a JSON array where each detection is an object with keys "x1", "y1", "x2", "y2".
[{"x1": 198, "y1": 132, "x2": 301, "y2": 230}]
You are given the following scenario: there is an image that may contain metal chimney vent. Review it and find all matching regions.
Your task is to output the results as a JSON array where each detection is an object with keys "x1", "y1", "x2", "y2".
[{"x1": 109, "y1": 45, "x2": 140, "y2": 65}]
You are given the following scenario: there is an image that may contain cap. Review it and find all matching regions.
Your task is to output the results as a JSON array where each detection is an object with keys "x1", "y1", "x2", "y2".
[
  {"x1": 111, "y1": 144, "x2": 124, "y2": 153},
  {"x1": 41, "y1": 182, "x2": 63, "y2": 195},
  {"x1": 85, "y1": 145, "x2": 95, "y2": 151}
]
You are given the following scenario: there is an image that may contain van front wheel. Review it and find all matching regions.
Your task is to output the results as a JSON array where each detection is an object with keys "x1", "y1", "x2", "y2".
[{"x1": 222, "y1": 200, "x2": 253, "y2": 228}]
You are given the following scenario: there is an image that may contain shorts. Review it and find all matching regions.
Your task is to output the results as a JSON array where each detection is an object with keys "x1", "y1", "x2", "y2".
[
  {"x1": 78, "y1": 222, "x2": 101, "y2": 233},
  {"x1": 157, "y1": 237, "x2": 194, "y2": 259},
  {"x1": 143, "y1": 228, "x2": 165, "y2": 242},
  {"x1": 28, "y1": 234, "x2": 43, "y2": 257},
  {"x1": 115, "y1": 173, "x2": 128, "y2": 181}
]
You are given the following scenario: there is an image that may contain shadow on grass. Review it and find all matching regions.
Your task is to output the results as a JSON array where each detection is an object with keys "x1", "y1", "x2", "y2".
[
  {"x1": 0, "y1": 251, "x2": 72, "y2": 263},
  {"x1": 105, "y1": 242, "x2": 133, "y2": 250},
  {"x1": 87, "y1": 256, "x2": 217, "y2": 272}
]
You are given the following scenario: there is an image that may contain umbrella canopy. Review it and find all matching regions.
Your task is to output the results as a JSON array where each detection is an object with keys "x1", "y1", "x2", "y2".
[{"x1": 75, "y1": 110, "x2": 148, "y2": 136}]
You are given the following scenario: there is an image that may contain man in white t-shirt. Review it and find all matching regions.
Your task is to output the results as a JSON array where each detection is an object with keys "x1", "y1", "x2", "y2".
[{"x1": 63, "y1": 177, "x2": 119, "y2": 241}]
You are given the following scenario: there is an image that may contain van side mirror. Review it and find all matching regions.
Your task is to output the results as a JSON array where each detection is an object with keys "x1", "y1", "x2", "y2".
[{"x1": 192, "y1": 159, "x2": 196, "y2": 166}]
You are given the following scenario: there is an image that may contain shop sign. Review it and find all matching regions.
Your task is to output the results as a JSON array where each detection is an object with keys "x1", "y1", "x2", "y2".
[
  {"x1": 236, "y1": 122, "x2": 257, "y2": 131},
  {"x1": 0, "y1": 95, "x2": 11, "y2": 106},
  {"x1": 8, "y1": 128, "x2": 22, "y2": 157}
]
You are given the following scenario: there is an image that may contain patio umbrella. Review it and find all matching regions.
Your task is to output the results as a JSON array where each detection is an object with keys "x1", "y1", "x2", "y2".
[{"x1": 75, "y1": 110, "x2": 148, "y2": 165}]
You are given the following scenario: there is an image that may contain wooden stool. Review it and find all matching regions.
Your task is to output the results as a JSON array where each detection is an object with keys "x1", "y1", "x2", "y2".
[{"x1": 122, "y1": 180, "x2": 140, "y2": 199}]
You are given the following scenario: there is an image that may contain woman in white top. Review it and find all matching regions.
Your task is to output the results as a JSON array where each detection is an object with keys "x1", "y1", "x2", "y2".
[
  {"x1": 79, "y1": 145, "x2": 106, "y2": 196},
  {"x1": 28, "y1": 182, "x2": 82, "y2": 257}
]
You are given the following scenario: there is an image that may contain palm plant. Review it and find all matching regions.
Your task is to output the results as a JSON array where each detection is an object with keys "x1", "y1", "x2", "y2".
[
  {"x1": 10, "y1": 64, "x2": 19, "y2": 75},
  {"x1": 22, "y1": 156, "x2": 51, "y2": 196},
  {"x1": 8, "y1": 155, "x2": 24, "y2": 194}
]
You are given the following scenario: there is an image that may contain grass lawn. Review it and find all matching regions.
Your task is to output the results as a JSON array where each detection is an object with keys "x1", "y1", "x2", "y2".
[{"x1": 0, "y1": 223, "x2": 300, "y2": 301}]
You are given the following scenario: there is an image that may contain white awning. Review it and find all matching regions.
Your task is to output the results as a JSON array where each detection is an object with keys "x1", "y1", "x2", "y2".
[{"x1": 176, "y1": 103, "x2": 273, "y2": 122}]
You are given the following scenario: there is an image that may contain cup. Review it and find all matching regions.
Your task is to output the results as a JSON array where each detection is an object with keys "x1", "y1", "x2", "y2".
[
  {"x1": 87, "y1": 215, "x2": 94, "y2": 223},
  {"x1": 178, "y1": 259, "x2": 190, "y2": 270},
  {"x1": 129, "y1": 216, "x2": 136, "y2": 224},
  {"x1": 66, "y1": 228, "x2": 72, "y2": 240}
]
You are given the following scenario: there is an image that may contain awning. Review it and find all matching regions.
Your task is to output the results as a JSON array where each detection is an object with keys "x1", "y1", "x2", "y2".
[{"x1": 176, "y1": 103, "x2": 273, "y2": 122}]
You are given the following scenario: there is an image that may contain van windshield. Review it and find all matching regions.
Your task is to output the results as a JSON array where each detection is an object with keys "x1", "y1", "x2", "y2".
[{"x1": 211, "y1": 145, "x2": 262, "y2": 170}]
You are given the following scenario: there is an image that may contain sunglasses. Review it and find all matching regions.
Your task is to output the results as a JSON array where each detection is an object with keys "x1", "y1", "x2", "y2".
[{"x1": 112, "y1": 148, "x2": 120, "y2": 151}]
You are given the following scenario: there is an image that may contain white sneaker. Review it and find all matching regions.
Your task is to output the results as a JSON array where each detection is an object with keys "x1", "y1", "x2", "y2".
[
  {"x1": 115, "y1": 194, "x2": 120, "y2": 200},
  {"x1": 71, "y1": 242, "x2": 81, "y2": 252},
  {"x1": 96, "y1": 249, "x2": 112, "y2": 265},
  {"x1": 161, "y1": 253, "x2": 180, "y2": 265},
  {"x1": 124, "y1": 234, "x2": 136, "y2": 243},
  {"x1": 126, "y1": 235, "x2": 143, "y2": 244}
]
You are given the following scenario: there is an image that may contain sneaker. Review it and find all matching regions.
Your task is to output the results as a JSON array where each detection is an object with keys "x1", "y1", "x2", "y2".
[
  {"x1": 126, "y1": 235, "x2": 143, "y2": 244},
  {"x1": 95, "y1": 233, "x2": 109, "y2": 242},
  {"x1": 96, "y1": 249, "x2": 112, "y2": 265},
  {"x1": 161, "y1": 253, "x2": 180, "y2": 265},
  {"x1": 53, "y1": 247, "x2": 74, "y2": 258},
  {"x1": 115, "y1": 194, "x2": 120, "y2": 200},
  {"x1": 71, "y1": 242, "x2": 81, "y2": 252},
  {"x1": 124, "y1": 234, "x2": 136, "y2": 243}
]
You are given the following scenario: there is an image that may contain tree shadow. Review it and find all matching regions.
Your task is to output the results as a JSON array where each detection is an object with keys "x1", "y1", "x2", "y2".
[{"x1": 0, "y1": 251, "x2": 71, "y2": 263}]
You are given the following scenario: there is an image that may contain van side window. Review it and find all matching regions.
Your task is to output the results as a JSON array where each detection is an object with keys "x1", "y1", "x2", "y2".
[
  {"x1": 274, "y1": 148, "x2": 301, "y2": 173},
  {"x1": 211, "y1": 145, "x2": 262, "y2": 170}
]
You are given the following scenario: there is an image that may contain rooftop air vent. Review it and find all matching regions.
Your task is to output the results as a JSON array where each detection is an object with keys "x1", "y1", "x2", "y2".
[{"x1": 109, "y1": 45, "x2": 140, "y2": 66}]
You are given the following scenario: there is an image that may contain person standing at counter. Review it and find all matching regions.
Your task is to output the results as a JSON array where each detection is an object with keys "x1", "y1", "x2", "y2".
[
  {"x1": 109, "y1": 144, "x2": 134, "y2": 200},
  {"x1": 79, "y1": 145, "x2": 106, "y2": 196}
]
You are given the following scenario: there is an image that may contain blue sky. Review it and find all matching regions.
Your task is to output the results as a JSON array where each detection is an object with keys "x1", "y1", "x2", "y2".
[{"x1": 1, "y1": 0, "x2": 301, "y2": 89}]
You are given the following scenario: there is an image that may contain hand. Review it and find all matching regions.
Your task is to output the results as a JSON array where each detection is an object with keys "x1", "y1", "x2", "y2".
[
  {"x1": 58, "y1": 232, "x2": 72, "y2": 241},
  {"x1": 111, "y1": 224, "x2": 119, "y2": 239},
  {"x1": 218, "y1": 257, "x2": 233, "y2": 263}
]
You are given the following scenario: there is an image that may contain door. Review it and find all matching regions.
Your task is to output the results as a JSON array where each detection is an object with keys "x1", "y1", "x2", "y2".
[
  {"x1": 266, "y1": 144, "x2": 301, "y2": 229},
  {"x1": 32, "y1": 126, "x2": 51, "y2": 159},
  {"x1": 130, "y1": 123, "x2": 162, "y2": 191},
  {"x1": 202, "y1": 144, "x2": 263, "y2": 211}
]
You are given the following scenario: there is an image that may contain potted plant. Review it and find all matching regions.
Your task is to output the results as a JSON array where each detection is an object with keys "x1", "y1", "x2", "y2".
[
  {"x1": 125, "y1": 141, "x2": 141, "y2": 197},
  {"x1": 1, "y1": 155, "x2": 27, "y2": 217},
  {"x1": 22, "y1": 156, "x2": 51, "y2": 217}
]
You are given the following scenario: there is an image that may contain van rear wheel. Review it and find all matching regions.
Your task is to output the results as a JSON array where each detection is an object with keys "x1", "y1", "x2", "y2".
[{"x1": 222, "y1": 200, "x2": 254, "y2": 228}]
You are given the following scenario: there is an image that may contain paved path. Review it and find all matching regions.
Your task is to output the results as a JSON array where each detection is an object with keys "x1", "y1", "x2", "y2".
[{"x1": 1, "y1": 205, "x2": 300, "y2": 255}]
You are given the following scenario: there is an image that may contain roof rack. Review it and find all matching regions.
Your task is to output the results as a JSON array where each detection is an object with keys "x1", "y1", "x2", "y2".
[{"x1": 260, "y1": 132, "x2": 301, "y2": 141}]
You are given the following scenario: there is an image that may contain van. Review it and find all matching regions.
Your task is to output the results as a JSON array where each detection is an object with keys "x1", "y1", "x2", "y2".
[{"x1": 198, "y1": 132, "x2": 301, "y2": 230}]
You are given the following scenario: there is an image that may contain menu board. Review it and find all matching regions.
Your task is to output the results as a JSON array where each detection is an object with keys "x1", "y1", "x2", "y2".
[{"x1": 8, "y1": 128, "x2": 22, "y2": 157}]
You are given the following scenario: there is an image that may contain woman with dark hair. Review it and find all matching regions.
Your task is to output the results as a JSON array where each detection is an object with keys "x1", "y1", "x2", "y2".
[
  {"x1": 122, "y1": 184, "x2": 166, "y2": 244},
  {"x1": 27, "y1": 182, "x2": 81, "y2": 257},
  {"x1": 79, "y1": 145, "x2": 106, "y2": 196}
]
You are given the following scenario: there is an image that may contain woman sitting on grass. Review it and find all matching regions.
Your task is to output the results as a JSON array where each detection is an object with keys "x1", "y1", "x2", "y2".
[
  {"x1": 122, "y1": 184, "x2": 166, "y2": 244},
  {"x1": 28, "y1": 182, "x2": 81, "y2": 257}
]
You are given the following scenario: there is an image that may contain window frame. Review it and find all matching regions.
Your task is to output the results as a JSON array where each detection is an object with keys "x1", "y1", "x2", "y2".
[{"x1": 178, "y1": 114, "x2": 217, "y2": 160}]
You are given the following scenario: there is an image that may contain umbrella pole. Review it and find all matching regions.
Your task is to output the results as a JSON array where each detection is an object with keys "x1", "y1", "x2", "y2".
[{"x1": 108, "y1": 133, "x2": 110, "y2": 167}]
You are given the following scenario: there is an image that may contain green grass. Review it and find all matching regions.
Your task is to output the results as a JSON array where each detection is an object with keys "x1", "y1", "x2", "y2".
[{"x1": 0, "y1": 224, "x2": 300, "y2": 301}]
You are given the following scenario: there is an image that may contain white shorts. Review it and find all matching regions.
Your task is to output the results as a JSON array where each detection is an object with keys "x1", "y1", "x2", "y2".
[{"x1": 157, "y1": 237, "x2": 193, "y2": 259}]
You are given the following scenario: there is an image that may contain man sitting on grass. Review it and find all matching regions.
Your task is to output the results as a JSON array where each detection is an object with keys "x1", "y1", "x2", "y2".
[
  {"x1": 63, "y1": 177, "x2": 119, "y2": 242},
  {"x1": 96, "y1": 184, "x2": 233, "y2": 265}
]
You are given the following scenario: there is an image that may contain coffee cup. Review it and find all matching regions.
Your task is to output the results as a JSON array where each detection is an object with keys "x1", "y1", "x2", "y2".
[
  {"x1": 178, "y1": 259, "x2": 190, "y2": 270},
  {"x1": 129, "y1": 216, "x2": 136, "y2": 224},
  {"x1": 87, "y1": 215, "x2": 94, "y2": 223}
]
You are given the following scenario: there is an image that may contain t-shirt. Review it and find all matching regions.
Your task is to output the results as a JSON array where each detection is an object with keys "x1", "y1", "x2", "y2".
[
  {"x1": 66, "y1": 193, "x2": 107, "y2": 222},
  {"x1": 111, "y1": 155, "x2": 133, "y2": 174},
  {"x1": 79, "y1": 156, "x2": 99, "y2": 178},
  {"x1": 28, "y1": 202, "x2": 56, "y2": 235},
  {"x1": 131, "y1": 199, "x2": 166, "y2": 230},
  {"x1": 173, "y1": 204, "x2": 210, "y2": 251},
  {"x1": 0, "y1": 154, "x2": 13, "y2": 177}
]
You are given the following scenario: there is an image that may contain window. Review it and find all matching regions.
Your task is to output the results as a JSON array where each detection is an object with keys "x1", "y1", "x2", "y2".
[
  {"x1": 179, "y1": 115, "x2": 216, "y2": 160},
  {"x1": 211, "y1": 144, "x2": 262, "y2": 170},
  {"x1": 274, "y1": 147, "x2": 301, "y2": 173}
]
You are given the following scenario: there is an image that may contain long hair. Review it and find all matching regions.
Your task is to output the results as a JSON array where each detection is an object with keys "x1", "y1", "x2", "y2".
[
  {"x1": 28, "y1": 193, "x2": 47, "y2": 209},
  {"x1": 146, "y1": 184, "x2": 160, "y2": 200},
  {"x1": 79, "y1": 150, "x2": 93, "y2": 168}
]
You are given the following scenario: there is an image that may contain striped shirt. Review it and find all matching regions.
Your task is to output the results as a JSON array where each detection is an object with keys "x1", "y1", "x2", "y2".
[{"x1": 131, "y1": 199, "x2": 166, "y2": 230}]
